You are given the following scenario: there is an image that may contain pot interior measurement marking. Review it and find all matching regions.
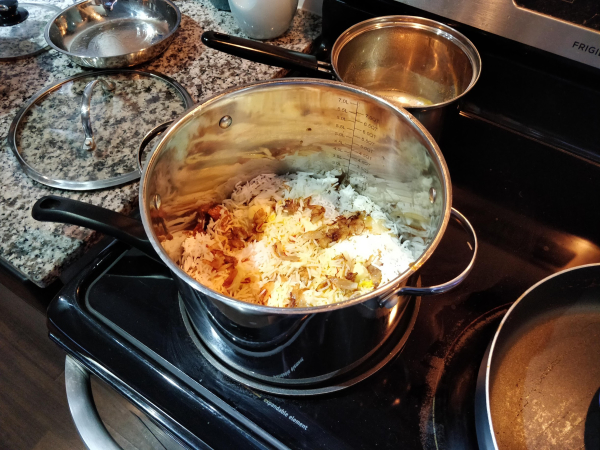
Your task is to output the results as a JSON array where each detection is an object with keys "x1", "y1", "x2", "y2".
[{"x1": 334, "y1": 97, "x2": 378, "y2": 181}]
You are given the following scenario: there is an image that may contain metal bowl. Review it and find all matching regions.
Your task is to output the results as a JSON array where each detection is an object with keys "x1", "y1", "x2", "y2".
[{"x1": 44, "y1": 0, "x2": 180, "y2": 68}]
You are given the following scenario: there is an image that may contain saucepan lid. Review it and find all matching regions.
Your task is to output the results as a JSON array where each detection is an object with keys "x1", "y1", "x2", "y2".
[
  {"x1": 8, "y1": 69, "x2": 194, "y2": 190},
  {"x1": 0, "y1": 0, "x2": 60, "y2": 60}
]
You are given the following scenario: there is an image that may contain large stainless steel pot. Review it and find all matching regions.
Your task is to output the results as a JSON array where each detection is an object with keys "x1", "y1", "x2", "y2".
[{"x1": 33, "y1": 78, "x2": 477, "y2": 386}]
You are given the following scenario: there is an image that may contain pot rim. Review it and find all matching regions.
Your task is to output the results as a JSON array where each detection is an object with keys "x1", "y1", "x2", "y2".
[
  {"x1": 330, "y1": 15, "x2": 482, "y2": 111},
  {"x1": 140, "y1": 78, "x2": 452, "y2": 315}
]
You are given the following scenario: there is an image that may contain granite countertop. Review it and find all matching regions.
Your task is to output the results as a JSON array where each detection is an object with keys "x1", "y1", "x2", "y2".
[{"x1": 0, "y1": 0, "x2": 321, "y2": 287}]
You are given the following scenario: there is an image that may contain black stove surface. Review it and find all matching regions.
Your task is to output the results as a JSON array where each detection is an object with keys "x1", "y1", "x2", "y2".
[
  {"x1": 47, "y1": 1, "x2": 600, "y2": 449},
  {"x1": 48, "y1": 113, "x2": 600, "y2": 449}
]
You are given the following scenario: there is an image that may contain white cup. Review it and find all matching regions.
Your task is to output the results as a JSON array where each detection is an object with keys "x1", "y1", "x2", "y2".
[{"x1": 229, "y1": 0, "x2": 299, "y2": 40}]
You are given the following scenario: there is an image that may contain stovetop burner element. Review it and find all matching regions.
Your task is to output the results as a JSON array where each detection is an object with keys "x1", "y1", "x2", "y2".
[
  {"x1": 429, "y1": 305, "x2": 509, "y2": 448},
  {"x1": 181, "y1": 294, "x2": 420, "y2": 396}
]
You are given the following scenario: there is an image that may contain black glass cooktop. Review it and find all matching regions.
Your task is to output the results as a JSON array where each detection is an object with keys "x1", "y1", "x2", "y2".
[
  {"x1": 47, "y1": 1, "x2": 600, "y2": 448},
  {"x1": 48, "y1": 108, "x2": 600, "y2": 449}
]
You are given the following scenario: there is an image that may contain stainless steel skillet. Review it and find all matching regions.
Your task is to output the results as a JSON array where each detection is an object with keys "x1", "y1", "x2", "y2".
[
  {"x1": 44, "y1": 0, "x2": 180, "y2": 68},
  {"x1": 476, "y1": 263, "x2": 600, "y2": 449}
]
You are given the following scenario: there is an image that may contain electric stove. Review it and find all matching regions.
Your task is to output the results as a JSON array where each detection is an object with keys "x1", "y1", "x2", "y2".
[{"x1": 47, "y1": 1, "x2": 600, "y2": 448}]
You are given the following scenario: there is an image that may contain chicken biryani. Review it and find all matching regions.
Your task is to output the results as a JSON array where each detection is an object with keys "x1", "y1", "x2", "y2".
[{"x1": 161, "y1": 171, "x2": 425, "y2": 308}]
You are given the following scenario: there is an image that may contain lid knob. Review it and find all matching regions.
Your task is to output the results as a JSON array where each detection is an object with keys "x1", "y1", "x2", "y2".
[{"x1": 0, "y1": 0, "x2": 29, "y2": 26}]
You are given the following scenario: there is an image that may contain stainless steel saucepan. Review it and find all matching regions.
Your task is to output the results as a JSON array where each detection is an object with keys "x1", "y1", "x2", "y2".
[
  {"x1": 32, "y1": 78, "x2": 477, "y2": 388},
  {"x1": 202, "y1": 16, "x2": 482, "y2": 139},
  {"x1": 45, "y1": 0, "x2": 180, "y2": 68}
]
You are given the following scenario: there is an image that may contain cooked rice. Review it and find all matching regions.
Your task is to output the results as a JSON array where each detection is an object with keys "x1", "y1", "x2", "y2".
[{"x1": 162, "y1": 171, "x2": 425, "y2": 308}]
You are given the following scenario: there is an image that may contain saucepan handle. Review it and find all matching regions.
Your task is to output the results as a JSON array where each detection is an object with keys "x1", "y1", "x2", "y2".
[
  {"x1": 32, "y1": 195, "x2": 158, "y2": 259},
  {"x1": 387, "y1": 208, "x2": 478, "y2": 302},
  {"x1": 201, "y1": 30, "x2": 333, "y2": 78}
]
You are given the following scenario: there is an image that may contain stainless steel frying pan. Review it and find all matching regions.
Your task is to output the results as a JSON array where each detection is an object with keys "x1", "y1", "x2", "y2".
[
  {"x1": 45, "y1": 0, "x2": 180, "y2": 68},
  {"x1": 476, "y1": 263, "x2": 600, "y2": 449}
]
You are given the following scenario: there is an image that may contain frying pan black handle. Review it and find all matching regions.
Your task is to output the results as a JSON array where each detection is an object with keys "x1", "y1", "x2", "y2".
[
  {"x1": 32, "y1": 196, "x2": 159, "y2": 259},
  {"x1": 201, "y1": 30, "x2": 332, "y2": 78}
]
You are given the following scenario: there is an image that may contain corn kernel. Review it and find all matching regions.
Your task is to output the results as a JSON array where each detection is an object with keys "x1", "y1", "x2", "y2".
[{"x1": 359, "y1": 280, "x2": 374, "y2": 289}]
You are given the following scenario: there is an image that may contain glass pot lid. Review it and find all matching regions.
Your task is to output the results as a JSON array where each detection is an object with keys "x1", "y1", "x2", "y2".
[
  {"x1": 8, "y1": 69, "x2": 194, "y2": 190},
  {"x1": 0, "y1": 1, "x2": 60, "y2": 60}
]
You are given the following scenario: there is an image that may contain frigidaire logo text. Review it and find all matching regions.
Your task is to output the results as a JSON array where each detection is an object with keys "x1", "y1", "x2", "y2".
[{"x1": 573, "y1": 41, "x2": 600, "y2": 56}]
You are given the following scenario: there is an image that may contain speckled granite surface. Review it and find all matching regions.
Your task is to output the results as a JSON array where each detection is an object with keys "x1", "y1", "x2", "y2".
[
  {"x1": 0, "y1": 0, "x2": 321, "y2": 287},
  {"x1": 17, "y1": 72, "x2": 192, "y2": 185}
]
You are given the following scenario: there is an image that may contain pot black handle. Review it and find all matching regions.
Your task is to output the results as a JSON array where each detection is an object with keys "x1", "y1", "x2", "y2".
[
  {"x1": 32, "y1": 196, "x2": 159, "y2": 259},
  {"x1": 201, "y1": 30, "x2": 333, "y2": 78}
]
